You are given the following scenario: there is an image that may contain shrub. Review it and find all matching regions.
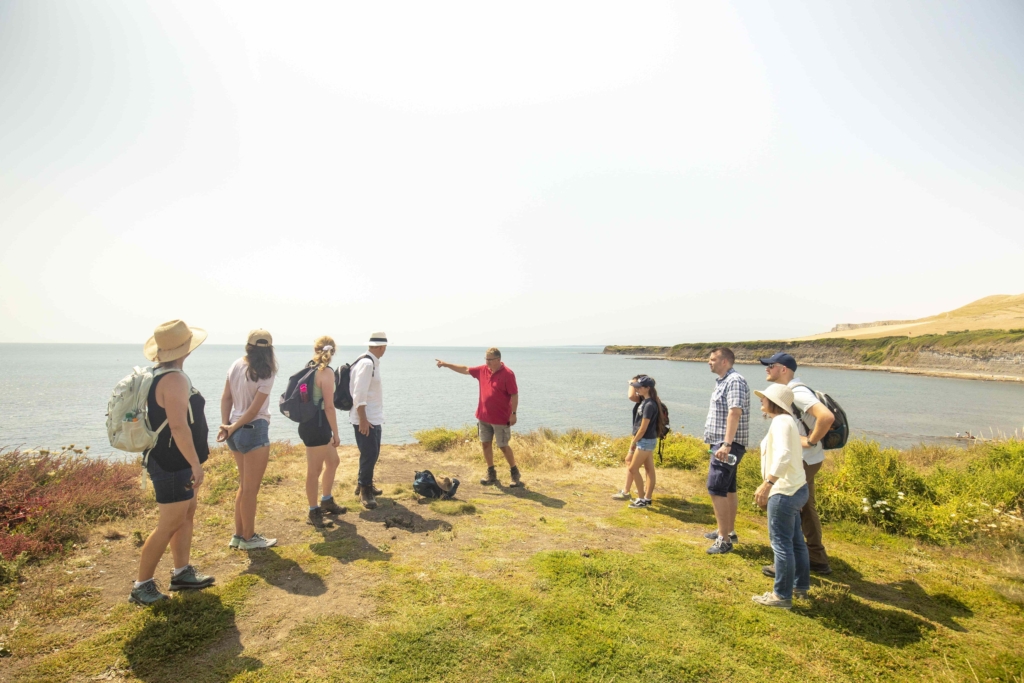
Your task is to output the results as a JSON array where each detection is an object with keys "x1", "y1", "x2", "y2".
[{"x1": 414, "y1": 426, "x2": 478, "y2": 452}]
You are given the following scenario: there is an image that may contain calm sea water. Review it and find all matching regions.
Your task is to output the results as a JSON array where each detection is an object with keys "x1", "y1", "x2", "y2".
[{"x1": 2, "y1": 344, "x2": 1024, "y2": 458}]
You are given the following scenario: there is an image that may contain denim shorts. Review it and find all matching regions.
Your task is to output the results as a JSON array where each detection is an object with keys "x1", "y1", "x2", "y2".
[
  {"x1": 226, "y1": 419, "x2": 270, "y2": 454},
  {"x1": 147, "y1": 458, "x2": 195, "y2": 505},
  {"x1": 635, "y1": 437, "x2": 658, "y2": 452},
  {"x1": 706, "y1": 442, "x2": 747, "y2": 497}
]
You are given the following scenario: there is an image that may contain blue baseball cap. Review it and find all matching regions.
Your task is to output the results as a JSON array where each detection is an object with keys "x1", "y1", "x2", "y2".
[
  {"x1": 759, "y1": 352, "x2": 797, "y2": 372},
  {"x1": 630, "y1": 375, "x2": 656, "y2": 388}
]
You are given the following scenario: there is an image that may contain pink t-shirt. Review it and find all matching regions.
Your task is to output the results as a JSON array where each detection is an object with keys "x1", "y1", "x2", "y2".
[{"x1": 227, "y1": 357, "x2": 275, "y2": 424}]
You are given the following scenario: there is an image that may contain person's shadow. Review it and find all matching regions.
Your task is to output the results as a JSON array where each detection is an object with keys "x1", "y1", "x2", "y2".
[
  {"x1": 123, "y1": 589, "x2": 262, "y2": 681},
  {"x1": 499, "y1": 485, "x2": 566, "y2": 509},
  {"x1": 647, "y1": 497, "x2": 717, "y2": 526},
  {"x1": 356, "y1": 499, "x2": 454, "y2": 533},
  {"x1": 242, "y1": 547, "x2": 328, "y2": 596}
]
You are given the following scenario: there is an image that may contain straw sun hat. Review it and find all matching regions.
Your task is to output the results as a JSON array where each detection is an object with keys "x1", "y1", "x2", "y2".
[
  {"x1": 753, "y1": 383, "x2": 796, "y2": 416},
  {"x1": 143, "y1": 320, "x2": 208, "y2": 362}
]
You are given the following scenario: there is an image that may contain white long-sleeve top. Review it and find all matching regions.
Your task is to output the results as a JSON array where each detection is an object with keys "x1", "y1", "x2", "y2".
[
  {"x1": 348, "y1": 354, "x2": 383, "y2": 426},
  {"x1": 760, "y1": 413, "x2": 806, "y2": 497}
]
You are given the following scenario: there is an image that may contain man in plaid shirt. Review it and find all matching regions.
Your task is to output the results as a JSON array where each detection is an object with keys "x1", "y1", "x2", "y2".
[{"x1": 702, "y1": 347, "x2": 750, "y2": 555}]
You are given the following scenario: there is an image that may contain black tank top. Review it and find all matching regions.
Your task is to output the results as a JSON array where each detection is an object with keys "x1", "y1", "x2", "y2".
[{"x1": 147, "y1": 371, "x2": 210, "y2": 472}]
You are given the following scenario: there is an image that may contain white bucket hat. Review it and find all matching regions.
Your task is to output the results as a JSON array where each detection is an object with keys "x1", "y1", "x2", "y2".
[
  {"x1": 368, "y1": 331, "x2": 388, "y2": 347},
  {"x1": 754, "y1": 383, "x2": 795, "y2": 416}
]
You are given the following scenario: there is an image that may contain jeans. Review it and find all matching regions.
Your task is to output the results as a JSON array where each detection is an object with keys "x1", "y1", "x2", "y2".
[
  {"x1": 226, "y1": 419, "x2": 270, "y2": 454},
  {"x1": 802, "y1": 461, "x2": 829, "y2": 566},
  {"x1": 767, "y1": 484, "x2": 810, "y2": 600},
  {"x1": 353, "y1": 424, "x2": 382, "y2": 486}
]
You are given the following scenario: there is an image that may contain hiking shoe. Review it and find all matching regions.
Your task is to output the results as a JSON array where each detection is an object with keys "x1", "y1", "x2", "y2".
[
  {"x1": 169, "y1": 565, "x2": 215, "y2": 591},
  {"x1": 706, "y1": 538, "x2": 733, "y2": 555},
  {"x1": 320, "y1": 497, "x2": 348, "y2": 515},
  {"x1": 810, "y1": 562, "x2": 833, "y2": 575},
  {"x1": 307, "y1": 507, "x2": 331, "y2": 528},
  {"x1": 611, "y1": 490, "x2": 631, "y2": 501},
  {"x1": 129, "y1": 580, "x2": 169, "y2": 606},
  {"x1": 752, "y1": 591, "x2": 792, "y2": 609},
  {"x1": 762, "y1": 565, "x2": 776, "y2": 578},
  {"x1": 238, "y1": 533, "x2": 277, "y2": 551},
  {"x1": 628, "y1": 498, "x2": 650, "y2": 509},
  {"x1": 794, "y1": 588, "x2": 809, "y2": 600},
  {"x1": 443, "y1": 479, "x2": 460, "y2": 499},
  {"x1": 480, "y1": 467, "x2": 498, "y2": 486},
  {"x1": 508, "y1": 466, "x2": 523, "y2": 488},
  {"x1": 357, "y1": 485, "x2": 378, "y2": 510},
  {"x1": 229, "y1": 534, "x2": 243, "y2": 549},
  {"x1": 353, "y1": 483, "x2": 383, "y2": 497},
  {"x1": 703, "y1": 530, "x2": 738, "y2": 543}
]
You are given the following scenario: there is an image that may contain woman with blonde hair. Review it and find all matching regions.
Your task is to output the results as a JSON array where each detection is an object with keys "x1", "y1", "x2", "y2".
[
  {"x1": 298, "y1": 336, "x2": 347, "y2": 528},
  {"x1": 751, "y1": 383, "x2": 810, "y2": 609},
  {"x1": 130, "y1": 320, "x2": 214, "y2": 606},
  {"x1": 217, "y1": 329, "x2": 278, "y2": 551}
]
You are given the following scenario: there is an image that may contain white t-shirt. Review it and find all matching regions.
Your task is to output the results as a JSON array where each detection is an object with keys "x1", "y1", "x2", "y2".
[
  {"x1": 789, "y1": 378, "x2": 824, "y2": 466},
  {"x1": 227, "y1": 357, "x2": 275, "y2": 424}
]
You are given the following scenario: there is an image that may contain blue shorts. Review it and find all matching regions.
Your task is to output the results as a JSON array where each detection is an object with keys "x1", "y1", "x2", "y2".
[
  {"x1": 227, "y1": 419, "x2": 270, "y2": 454},
  {"x1": 147, "y1": 458, "x2": 195, "y2": 505},
  {"x1": 706, "y1": 442, "x2": 746, "y2": 497},
  {"x1": 635, "y1": 437, "x2": 658, "y2": 452}
]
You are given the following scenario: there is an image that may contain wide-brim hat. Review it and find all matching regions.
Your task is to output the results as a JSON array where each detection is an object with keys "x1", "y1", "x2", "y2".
[
  {"x1": 368, "y1": 331, "x2": 388, "y2": 347},
  {"x1": 754, "y1": 383, "x2": 796, "y2": 416},
  {"x1": 144, "y1": 320, "x2": 208, "y2": 362}
]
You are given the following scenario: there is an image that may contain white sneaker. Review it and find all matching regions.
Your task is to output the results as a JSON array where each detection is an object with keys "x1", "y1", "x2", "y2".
[
  {"x1": 238, "y1": 533, "x2": 277, "y2": 550},
  {"x1": 611, "y1": 490, "x2": 631, "y2": 500},
  {"x1": 229, "y1": 535, "x2": 243, "y2": 549}
]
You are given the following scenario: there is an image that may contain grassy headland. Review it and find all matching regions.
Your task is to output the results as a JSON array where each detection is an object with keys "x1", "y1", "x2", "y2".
[
  {"x1": 1, "y1": 433, "x2": 1023, "y2": 681},
  {"x1": 605, "y1": 328, "x2": 1024, "y2": 381}
]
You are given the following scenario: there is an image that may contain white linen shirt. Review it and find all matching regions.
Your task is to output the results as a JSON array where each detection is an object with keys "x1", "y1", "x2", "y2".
[
  {"x1": 760, "y1": 413, "x2": 807, "y2": 498},
  {"x1": 789, "y1": 378, "x2": 825, "y2": 466},
  {"x1": 348, "y1": 353, "x2": 383, "y2": 426}
]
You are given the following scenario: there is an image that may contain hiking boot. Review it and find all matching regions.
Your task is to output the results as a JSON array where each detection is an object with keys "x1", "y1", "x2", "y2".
[
  {"x1": 480, "y1": 467, "x2": 498, "y2": 486},
  {"x1": 307, "y1": 507, "x2": 331, "y2": 528},
  {"x1": 762, "y1": 565, "x2": 776, "y2": 578},
  {"x1": 357, "y1": 485, "x2": 378, "y2": 510},
  {"x1": 628, "y1": 498, "x2": 651, "y2": 509},
  {"x1": 611, "y1": 490, "x2": 631, "y2": 501},
  {"x1": 810, "y1": 562, "x2": 833, "y2": 576},
  {"x1": 752, "y1": 591, "x2": 792, "y2": 609},
  {"x1": 353, "y1": 483, "x2": 383, "y2": 497},
  {"x1": 794, "y1": 588, "x2": 809, "y2": 600},
  {"x1": 169, "y1": 565, "x2": 215, "y2": 591},
  {"x1": 238, "y1": 533, "x2": 277, "y2": 551},
  {"x1": 706, "y1": 537, "x2": 733, "y2": 555},
  {"x1": 129, "y1": 580, "x2": 169, "y2": 606},
  {"x1": 229, "y1": 534, "x2": 243, "y2": 549},
  {"x1": 704, "y1": 530, "x2": 738, "y2": 543},
  {"x1": 320, "y1": 497, "x2": 348, "y2": 515},
  {"x1": 508, "y1": 466, "x2": 523, "y2": 488}
]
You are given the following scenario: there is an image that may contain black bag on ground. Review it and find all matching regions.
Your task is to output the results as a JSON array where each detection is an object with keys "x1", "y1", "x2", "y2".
[
  {"x1": 333, "y1": 354, "x2": 374, "y2": 411},
  {"x1": 279, "y1": 363, "x2": 322, "y2": 423},
  {"x1": 413, "y1": 470, "x2": 459, "y2": 500},
  {"x1": 791, "y1": 383, "x2": 850, "y2": 450}
]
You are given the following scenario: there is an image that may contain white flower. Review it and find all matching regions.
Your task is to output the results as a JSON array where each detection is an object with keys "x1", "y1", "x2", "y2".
[
  {"x1": 897, "y1": 492, "x2": 905, "y2": 496},
  {"x1": 972, "y1": 519, "x2": 979, "y2": 523},
  {"x1": 862, "y1": 506, "x2": 870, "y2": 512},
  {"x1": 950, "y1": 513, "x2": 956, "y2": 517},
  {"x1": 862, "y1": 498, "x2": 869, "y2": 504}
]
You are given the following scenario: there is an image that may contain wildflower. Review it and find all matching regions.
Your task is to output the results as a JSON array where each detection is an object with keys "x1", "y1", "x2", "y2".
[
  {"x1": 988, "y1": 524, "x2": 998, "y2": 528},
  {"x1": 972, "y1": 519, "x2": 979, "y2": 523},
  {"x1": 862, "y1": 498, "x2": 869, "y2": 504},
  {"x1": 862, "y1": 506, "x2": 870, "y2": 512},
  {"x1": 950, "y1": 513, "x2": 956, "y2": 517}
]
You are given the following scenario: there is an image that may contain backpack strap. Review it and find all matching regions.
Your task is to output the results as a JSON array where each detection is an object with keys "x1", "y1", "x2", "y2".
[
  {"x1": 788, "y1": 382, "x2": 815, "y2": 436},
  {"x1": 147, "y1": 368, "x2": 195, "y2": 457},
  {"x1": 358, "y1": 354, "x2": 376, "y2": 377}
]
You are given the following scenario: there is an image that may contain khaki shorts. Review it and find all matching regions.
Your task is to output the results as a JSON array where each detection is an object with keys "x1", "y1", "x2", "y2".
[{"x1": 478, "y1": 421, "x2": 511, "y2": 448}]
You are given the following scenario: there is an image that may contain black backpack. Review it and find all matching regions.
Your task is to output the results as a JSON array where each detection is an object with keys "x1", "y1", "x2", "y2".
[
  {"x1": 657, "y1": 402, "x2": 671, "y2": 463},
  {"x1": 791, "y1": 383, "x2": 850, "y2": 450},
  {"x1": 333, "y1": 354, "x2": 374, "y2": 411},
  {"x1": 279, "y1": 363, "x2": 322, "y2": 423},
  {"x1": 413, "y1": 470, "x2": 459, "y2": 500}
]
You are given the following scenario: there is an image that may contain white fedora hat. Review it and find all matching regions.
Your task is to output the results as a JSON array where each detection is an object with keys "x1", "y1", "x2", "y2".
[
  {"x1": 753, "y1": 383, "x2": 795, "y2": 416},
  {"x1": 368, "y1": 331, "x2": 388, "y2": 347}
]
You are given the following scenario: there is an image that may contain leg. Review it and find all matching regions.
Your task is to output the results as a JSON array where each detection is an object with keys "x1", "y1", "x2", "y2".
[
  {"x1": 622, "y1": 452, "x2": 644, "y2": 495},
  {"x1": 355, "y1": 426, "x2": 381, "y2": 487},
  {"x1": 231, "y1": 449, "x2": 245, "y2": 537},
  {"x1": 320, "y1": 446, "x2": 339, "y2": 498},
  {"x1": 768, "y1": 492, "x2": 799, "y2": 600},
  {"x1": 711, "y1": 495, "x2": 733, "y2": 535},
  {"x1": 137, "y1": 500, "x2": 191, "y2": 581},
  {"x1": 793, "y1": 507, "x2": 810, "y2": 592},
  {"x1": 499, "y1": 445, "x2": 517, "y2": 468},
  {"x1": 306, "y1": 446, "x2": 328, "y2": 507},
  {"x1": 641, "y1": 451, "x2": 656, "y2": 499},
  {"x1": 481, "y1": 441, "x2": 495, "y2": 467},
  {"x1": 801, "y1": 461, "x2": 829, "y2": 567},
  {"x1": 169, "y1": 495, "x2": 198, "y2": 570},
  {"x1": 239, "y1": 445, "x2": 270, "y2": 539},
  {"x1": 726, "y1": 492, "x2": 738, "y2": 533},
  {"x1": 707, "y1": 454, "x2": 737, "y2": 537}
]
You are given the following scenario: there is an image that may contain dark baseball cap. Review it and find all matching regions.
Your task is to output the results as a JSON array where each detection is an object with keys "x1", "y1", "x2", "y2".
[
  {"x1": 759, "y1": 352, "x2": 797, "y2": 372},
  {"x1": 630, "y1": 375, "x2": 656, "y2": 388}
]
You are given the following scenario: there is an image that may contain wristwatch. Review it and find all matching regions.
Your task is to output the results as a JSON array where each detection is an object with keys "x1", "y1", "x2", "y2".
[
  {"x1": 807, "y1": 440, "x2": 818, "y2": 447},
  {"x1": 722, "y1": 442, "x2": 732, "y2": 447}
]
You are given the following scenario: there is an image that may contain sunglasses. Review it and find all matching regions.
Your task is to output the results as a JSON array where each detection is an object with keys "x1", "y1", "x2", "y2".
[{"x1": 765, "y1": 364, "x2": 777, "y2": 370}]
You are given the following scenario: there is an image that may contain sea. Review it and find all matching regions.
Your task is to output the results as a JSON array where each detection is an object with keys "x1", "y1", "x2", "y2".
[{"x1": 2, "y1": 344, "x2": 1024, "y2": 458}]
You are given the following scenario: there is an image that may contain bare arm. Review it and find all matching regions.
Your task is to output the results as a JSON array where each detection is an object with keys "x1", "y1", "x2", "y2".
[
  {"x1": 714, "y1": 407, "x2": 742, "y2": 461},
  {"x1": 804, "y1": 403, "x2": 835, "y2": 446},
  {"x1": 318, "y1": 367, "x2": 340, "y2": 447},
  {"x1": 227, "y1": 391, "x2": 269, "y2": 434},
  {"x1": 217, "y1": 379, "x2": 232, "y2": 442},
  {"x1": 436, "y1": 359, "x2": 471, "y2": 375},
  {"x1": 156, "y1": 372, "x2": 204, "y2": 488},
  {"x1": 509, "y1": 393, "x2": 518, "y2": 426}
]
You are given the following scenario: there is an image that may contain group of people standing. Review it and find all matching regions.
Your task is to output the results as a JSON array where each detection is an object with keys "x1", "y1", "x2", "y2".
[{"x1": 127, "y1": 321, "x2": 833, "y2": 612}]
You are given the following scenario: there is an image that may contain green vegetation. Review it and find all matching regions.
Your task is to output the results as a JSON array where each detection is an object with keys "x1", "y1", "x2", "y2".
[{"x1": 413, "y1": 425, "x2": 478, "y2": 452}]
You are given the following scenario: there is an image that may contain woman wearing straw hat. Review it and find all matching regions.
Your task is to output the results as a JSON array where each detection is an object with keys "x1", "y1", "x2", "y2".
[
  {"x1": 751, "y1": 383, "x2": 810, "y2": 609},
  {"x1": 217, "y1": 329, "x2": 279, "y2": 551},
  {"x1": 299, "y1": 336, "x2": 347, "y2": 528},
  {"x1": 130, "y1": 320, "x2": 215, "y2": 606}
]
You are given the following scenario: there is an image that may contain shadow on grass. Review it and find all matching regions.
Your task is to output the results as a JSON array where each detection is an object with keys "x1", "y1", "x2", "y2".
[
  {"x1": 794, "y1": 585, "x2": 934, "y2": 647},
  {"x1": 124, "y1": 591, "x2": 262, "y2": 681},
  {"x1": 733, "y1": 543, "x2": 775, "y2": 564},
  {"x1": 500, "y1": 485, "x2": 566, "y2": 509},
  {"x1": 648, "y1": 497, "x2": 717, "y2": 526},
  {"x1": 243, "y1": 548, "x2": 328, "y2": 597},
  {"x1": 311, "y1": 516, "x2": 394, "y2": 561},
  {"x1": 356, "y1": 499, "x2": 455, "y2": 533}
]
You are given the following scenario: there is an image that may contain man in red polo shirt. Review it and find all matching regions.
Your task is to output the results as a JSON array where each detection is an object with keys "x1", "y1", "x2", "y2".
[{"x1": 436, "y1": 347, "x2": 521, "y2": 487}]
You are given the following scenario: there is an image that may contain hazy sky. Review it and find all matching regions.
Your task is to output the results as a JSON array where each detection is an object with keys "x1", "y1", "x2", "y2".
[{"x1": 2, "y1": 1, "x2": 1022, "y2": 347}]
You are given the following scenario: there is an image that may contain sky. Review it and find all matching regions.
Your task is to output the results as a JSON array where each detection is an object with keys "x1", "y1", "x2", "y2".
[{"x1": 1, "y1": 0, "x2": 1023, "y2": 347}]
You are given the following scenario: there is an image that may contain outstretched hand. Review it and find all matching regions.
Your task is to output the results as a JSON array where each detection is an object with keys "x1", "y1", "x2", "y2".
[{"x1": 435, "y1": 359, "x2": 447, "y2": 369}]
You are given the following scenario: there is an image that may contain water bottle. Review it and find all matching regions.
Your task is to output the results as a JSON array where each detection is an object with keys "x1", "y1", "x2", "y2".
[
  {"x1": 710, "y1": 448, "x2": 737, "y2": 466},
  {"x1": 299, "y1": 383, "x2": 309, "y2": 403}
]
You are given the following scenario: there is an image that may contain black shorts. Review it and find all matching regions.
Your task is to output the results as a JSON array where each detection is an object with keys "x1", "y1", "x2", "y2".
[
  {"x1": 147, "y1": 458, "x2": 195, "y2": 505},
  {"x1": 298, "y1": 412, "x2": 334, "y2": 447},
  {"x1": 706, "y1": 442, "x2": 746, "y2": 497}
]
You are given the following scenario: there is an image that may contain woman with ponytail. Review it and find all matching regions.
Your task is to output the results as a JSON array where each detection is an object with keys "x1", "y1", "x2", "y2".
[
  {"x1": 624, "y1": 375, "x2": 662, "y2": 509},
  {"x1": 298, "y1": 336, "x2": 347, "y2": 528}
]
